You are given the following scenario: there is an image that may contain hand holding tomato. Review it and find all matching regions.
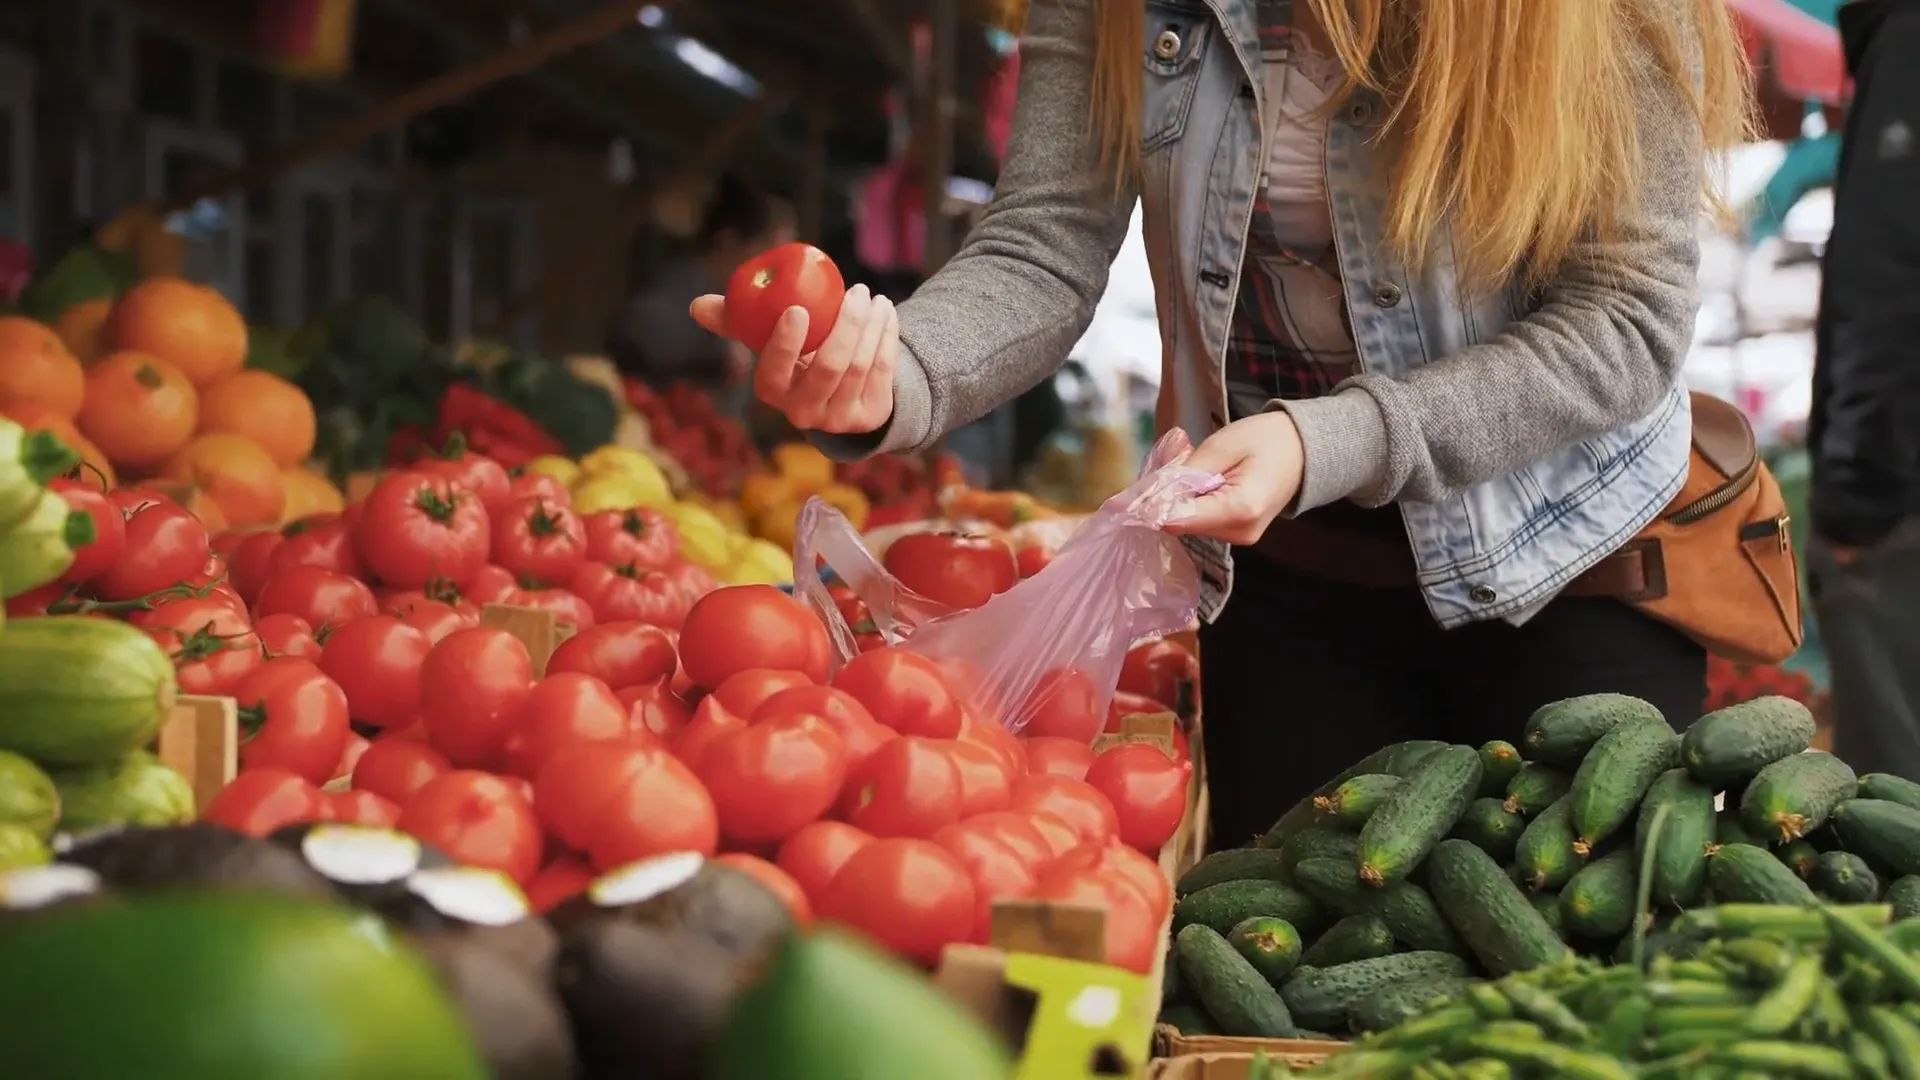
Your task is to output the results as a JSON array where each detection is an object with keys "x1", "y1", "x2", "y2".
[{"x1": 717, "y1": 242, "x2": 845, "y2": 354}]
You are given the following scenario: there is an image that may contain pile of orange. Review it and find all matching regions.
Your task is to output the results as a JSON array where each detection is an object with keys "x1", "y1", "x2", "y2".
[{"x1": 0, "y1": 276, "x2": 344, "y2": 530}]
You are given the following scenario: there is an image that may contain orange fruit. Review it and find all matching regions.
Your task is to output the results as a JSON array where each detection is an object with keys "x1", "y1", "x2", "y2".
[
  {"x1": 106, "y1": 277, "x2": 247, "y2": 386},
  {"x1": 280, "y1": 465, "x2": 346, "y2": 523},
  {"x1": 199, "y1": 370, "x2": 316, "y2": 466},
  {"x1": 0, "y1": 316, "x2": 86, "y2": 419},
  {"x1": 77, "y1": 351, "x2": 199, "y2": 470},
  {"x1": 132, "y1": 480, "x2": 228, "y2": 532},
  {"x1": 162, "y1": 434, "x2": 286, "y2": 528},
  {"x1": 52, "y1": 298, "x2": 113, "y2": 365},
  {"x1": 0, "y1": 402, "x2": 116, "y2": 487}
]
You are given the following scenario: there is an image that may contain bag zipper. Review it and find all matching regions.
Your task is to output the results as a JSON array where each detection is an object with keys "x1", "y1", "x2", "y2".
[{"x1": 1664, "y1": 454, "x2": 1760, "y2": 526}]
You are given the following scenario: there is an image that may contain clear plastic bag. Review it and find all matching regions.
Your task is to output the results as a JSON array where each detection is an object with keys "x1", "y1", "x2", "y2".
[{"x1": 792, "y1": 430, "x2": 1221, "y2": 735}]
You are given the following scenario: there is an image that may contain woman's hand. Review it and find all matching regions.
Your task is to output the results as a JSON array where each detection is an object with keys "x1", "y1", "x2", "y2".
[
  {"x1": 1164, "y1": 411, "x2": 1307, "y2": 544},
  {"x1": 690, "y1": 285, "x2": 900, "y2": 435}
]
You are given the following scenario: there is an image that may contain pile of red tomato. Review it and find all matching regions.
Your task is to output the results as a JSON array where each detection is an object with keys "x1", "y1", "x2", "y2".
[{"x1": 10, "y1": 440, "x2": 1205, "y2": 975}]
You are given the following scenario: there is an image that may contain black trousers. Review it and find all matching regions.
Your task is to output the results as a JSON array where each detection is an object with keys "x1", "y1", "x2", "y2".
[{"x1": 1198, "y1": 550, "x2": 1708, "y2": 850}]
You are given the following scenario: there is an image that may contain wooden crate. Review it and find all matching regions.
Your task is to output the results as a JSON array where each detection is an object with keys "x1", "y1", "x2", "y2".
[
  {"x1": 153, "y1": 694, "x2": 238, "y2": 809},
  {"x1": 1152, "y1": 1031, "x2": 1346, "y2": 1066},
  {"x1": 479, "y1": 603, "x2": 578, "y2": 676},
  {"x1": 1145, "y1": 1048, "x2": 1342, "y2": 1079}
]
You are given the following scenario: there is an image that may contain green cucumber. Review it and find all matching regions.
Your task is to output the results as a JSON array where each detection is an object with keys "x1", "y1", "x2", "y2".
[
  {"x1": 1812, "y1": 851, "x2": 1880, "y2": 903},
  {"x1": 1707, "y1": 843, "x2": 1818, "y2": 905},
  {"x1": 1291, "y1": 857, "x2": 1460, "y2": 954},
  {"x1": 1357, "y1": 745, "x2": 1483, "y2": 886},
  {"x1": 1158, "y1": 1003, "x2": 1216, "y2": 1035},
  {"x1": 1514, "y1": 796, "x2": 1582, "y2": 892},
  {"x1": 1569, "y1": 717, "x2": 1678, "y2": 854},
  {"x1": 1279, "y1": 826, "x2": 1359, "y2": 878},
  {"x1": 1349, "y1": 976, "x2": 1480, "y2": 1034},
  {"x1": 1634, "y1": 768, "x2": 1715, "y2": 907},
  {"x1": 1860, "y1": 774, "x2": 1920, "y2": 813},
  {"x1": 1313, "y1": 774, "x2": 1402, "y2": 830},
  {"x1": 0, "y1": 616, "x2": 177, "y2": 766},
  {"x1": 1680, "y1": 696, "x2": 1816, "y2": 788},
  {"x1": 1717, "y1": 811, "x2": 1763, "y2": 848},
  {"x1": 1300, "y1": 913, "x2": 1394, "y2": 968},
  {"x1": 1227, "y1": 916, "x2": 1302, "y2": 986},
  {"x1": 1833, "y1": 799, "x2": 1920, "y2": 878},
  {"x1": 1173, "y1": 924, "x2": 1297, "y2": 1037},
  {"x1": 1777, "y1": 838, "x2": 1822, "y2": 879},
  {"x1": 1560, "y1": 849, "x2": 1636, "y2": 939},
  {"x1": 1175, "y1": 848, "x2": 1290, "y2": 896},
  {"x1": 1502, "y1": 763, "x2": 1572, "y2": 819},
  {"x1": 1259, "y1": 740, "x2": 1451, "y2": 849},
  {"x1": 1741, "y1": 751, "x2": 1858, "y2": 844},
  {"x1": 1425, "y1": 838, "x2": 1571, "y2": 975},
  {"x1": 1174, "y1": 879, "x2": 1323, "y2": 938},
  {"x1": 1161, "y1": 946, "x2": 1188, "y2": 1007},
  {"x1": 1279, "y1": 951, "x2": 1470, "y2": 1029},
  {"x1": 1529, "y1": 891, "x2": 1565, "y2": 937},
  {"x1": 1478, "y1": 741, "x2": 1523, "y2": 798},
  {"x1": 1889, "y1": 876, "x2": 1920, "y2": 921},
  {"x1": 1452, "y1": 797, "x2": 1526, "y2": 863},
  {"x1": 1520, "y1": 693, "x2": 1666, "y2": 769},
  {"x1": 1291, "y1": 856, "x2": 1367, "y2": 915}
]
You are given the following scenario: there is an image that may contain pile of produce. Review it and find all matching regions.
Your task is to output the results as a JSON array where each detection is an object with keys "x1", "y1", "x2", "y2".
[
  {"x1": 0, "y1": 826, "x2": 1013, "y2": 1079},
  {"x1": 1160, "y1": 691, "x2": 1920, "y2": 1042},
  {"x1": 624, "y1": 379, "x2": 761, "y2": 500}
]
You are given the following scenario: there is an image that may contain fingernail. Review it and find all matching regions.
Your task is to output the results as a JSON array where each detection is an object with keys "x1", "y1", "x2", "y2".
[
  {"x1": 783, "y1": 306, "x2": 808, "y2": 326},
  {"x1": 850, "y1": 284, "x2": 870, "y2": 301}
]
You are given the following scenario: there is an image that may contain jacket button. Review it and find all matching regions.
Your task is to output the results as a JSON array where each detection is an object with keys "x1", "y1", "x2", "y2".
[
  {"x1": 1345, "y1": 96, "x2": 1376, "y2": 126},
  {"x1": 1153, "y1": 29, "x2": 1183, "y2": 61},
  {"x1": 1372, "y1": 282, "x2": 1403, "y2": 308},
  {"x1": 1200, "y1": 269, "x2": 1231, "y2": 288},
  {"x1": 1469, "y1": 585, "x2": 1497, "y2": 604}
]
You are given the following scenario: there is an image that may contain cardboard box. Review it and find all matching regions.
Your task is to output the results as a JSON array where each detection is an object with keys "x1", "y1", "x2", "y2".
[{"x1": 1152, "y1": 1029, "x2": 1346, "y2": 1065}]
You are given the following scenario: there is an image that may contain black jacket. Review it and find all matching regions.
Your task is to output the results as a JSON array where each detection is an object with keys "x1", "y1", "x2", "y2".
[{"x1": 1811, "y1": 0, "x2": 1920, "y2": 545}]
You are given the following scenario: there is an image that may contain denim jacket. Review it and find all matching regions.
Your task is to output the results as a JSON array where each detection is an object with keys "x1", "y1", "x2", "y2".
[{"x1": 840, "y1": 0, "x2": 1703, "y2": 628}]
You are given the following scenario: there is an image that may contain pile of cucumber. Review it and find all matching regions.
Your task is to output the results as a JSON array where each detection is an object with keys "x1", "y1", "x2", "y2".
[{"x1": 1162, "y1": 692, "x2": 1920, "y2": 1042}]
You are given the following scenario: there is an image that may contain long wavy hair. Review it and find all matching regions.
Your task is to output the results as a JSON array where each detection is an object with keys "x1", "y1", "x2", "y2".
[{"x1": 999, "y1": 0, "x2": 1752, "y2": 288}]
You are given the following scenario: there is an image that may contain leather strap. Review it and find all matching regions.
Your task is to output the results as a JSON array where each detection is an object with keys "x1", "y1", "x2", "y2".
[{"x1": 1252, "y1": 516, "x2": 1672, "y2": 602}]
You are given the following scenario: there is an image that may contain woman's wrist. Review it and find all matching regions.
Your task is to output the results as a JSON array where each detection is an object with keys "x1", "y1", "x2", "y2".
[{"x1": 1266, "y1": 388, "x2": 1391, "y2": 514}]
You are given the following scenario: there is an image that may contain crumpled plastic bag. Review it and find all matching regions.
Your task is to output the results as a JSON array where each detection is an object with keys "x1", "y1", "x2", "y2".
[{"x1": 792, "y1": 430, "x2": 1221, "y2": 735}]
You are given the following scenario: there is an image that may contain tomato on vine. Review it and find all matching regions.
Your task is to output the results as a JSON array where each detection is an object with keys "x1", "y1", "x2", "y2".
[
  {"x1": 352, "y1": 471, "x2": 491, "y2": 590},
  {"x1": 142, "y1": 596, "x2": 263, "y2": 696},
  {"x1": 255, "y1": 613, "x2": 323, "y2": 660},
  {"x1": 92, "y1": 492, "x2": 210, "y2": 601}
]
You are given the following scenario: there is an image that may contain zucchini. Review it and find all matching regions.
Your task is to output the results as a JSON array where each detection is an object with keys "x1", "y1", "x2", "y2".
[
  {"x1": 1707, "y1": 843, "x2": 1818, "y2": 905},
  {"x1": 1833, "y1": 799, "x2": 1920, "y2": 878},
  {"x1": 1279, "y1": 951, "x2": 1470, "y2": 1029},
  {"x1": 1175, "y1": 848, "x2": 1290, "y2": 897},
  {"x1": 1514, "y1": 796, "x2": 1582, "y2": 892},
  {"x1": 1777, "y1": 838, "x2": 1822, "y2": 879},
  {"x1": 1300, "y1": 913, "x2": 1395, "y2": 968},
  {"x1": 1502, "y1": 762, "x2": 1572, "y2": 818},
  {"x1": 1679, "y1": 696, "x2": 1816, "y2": 788},
  {"x1": 1741, "y1": 751, "x2": 1858, "y2": 844},
  {"x1": 1634, "y1": 768, "x2": 1715, "y2": 907},
  {"x1": 1357, "y1": 745, "x2": 1482, "y2": 886},
  {"x1": 1451, "y1": 797, "x2": 1525, "y2": 863},
  {"x1": 1477, "y1": 741, "x2": 1523, "y2": 798},
  {"x1": 1259, "y1": 740, "x2": 1451, "y2": 849},
  {"x1": 1279, "y1": 826, "x2": 1359, "y2": 878},
  {"x1": 1313, "y1": 774, "x2": 1401, "y2": 830},
  {"x1": 1569, "y1": 717, "x2": 1678, "y2": 854},
  {"x1": 1889, "y1": 876, "x2": 1920, "y2": 920},
  {"x1": 1425, "y1": 838, "x2": 1571, "y2": 975},
  {"x1": 1349, "y1": 976, "x2": 1480, "y2": 1033},
  {"x1": 1520, "y1": 693, "x2": 1666, "y2": 769},
  {"x1": 1227, "y1": 916, "x2": 1302, "y2": 986},
  {"x1": 1174, "y1": 924, "x2": 1297, "y2": 1037},
  {"x1": 1174, "y1": 879, "x2": 1324, "y2": 938},
  {"x1": 1860, "y1": 774, "x2": 1920, "y2": 813},
  {"x1": 1812, "y1": 850, "x2": 1881, "y2": 903},
  {"x1": 0, "y1": 616, "x2": 177, "y2": 766},
  {"x1": 1559, "y1": 849, "x2": 1636, "y2": 939}
]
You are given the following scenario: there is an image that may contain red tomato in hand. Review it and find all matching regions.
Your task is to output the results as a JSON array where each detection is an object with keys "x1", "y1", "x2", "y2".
[
  {"x1": 930, "y1": 739, "x2": 1015, "y2": 819},
  {"x1": 353, "y1": 472, "x2": 491, "y2": 590},
  {"x1": 775, "y1": 820, "x2": 873, "y2": 906},
  {"x1": 526, "y1": 855, "x2": 595, "y2": 914},
  {"x1": 351, "y1": 737, "x2": 452, "y2": 804},
  {"x1": 830, "y1": 647, "x2": 962, "y2": 738},
  {"x1": 723, "y1": 242, "x2": 845, "y2": 354},
  {"x1": 491, "y1": 497, "x2": 587, "y2": 587},
  {"x1": 671, "y1": 696, "x2": 750, "y2": 772},
  {"x1": 202, "y1": 768, "x2": 327, "y2": 837},
  {"x1": 398, "y1": 770, "x2": 544, "y2": 885},
  {"x1": 254, "y1": 566, "x2": 378, "y2": 636},
  {"x1": 546, "y1": 621, "x2": 677, "y2": 690},
  {"x1": 413, "y1": 440, "x2": 512, "y2": 513},
  {"x1": 1118, "y1": 638, "x2": 1199, "y2": 711},
  {"x1": 581, "y1": 508, "x2": 678, "y2": 569},
  {"x1": 697, "y1": 714, "x2": 847, "y2": 846},
  {"x1": 1019, "y1": 736, "x2": 1097, "y2": 781},
  {"x1": 233, "y1": 662, "x2": 351, "y2": 784},
  {"x1": 418, "y1": 627, "x2": 536, "y2": 768},
  {"x1": 255, "y1": 613, "x2": 323, "y2": 661},
  {"x1": 49, "y1": 478, "x2": 125, "y2": 584},
  {"x1": 882, "y1": 531, "x2": 1018, "y2": 611},
  {"x1": 1029, "y1": 866, "x2": 1157, "y2": 974},
  {"x1": 325, "y1": 788, "x2": 401, "y2": 827},
  {"x1": 1009, "y1": 775, "x2": 1119, "y2": 846},
  {"x1": 679, "y1": 585, "x2": 830, "y2": 688},
  {"x1": 1083, "y1": 742, "x2": 1192, "y2": 853},
  {"x1": 1017, "y1": 668, "x2": 1103, "y2": 743},
  {"x1": 223, "y1": 529, "x2": 283, "y2": 604},
  {"x1": 819, "y1": 838, "x2": 975, "y2": 966},
  {"x1": 929, "y1": 825, "x2": 1039, "y2": 943},
  {"x1": 713, "y1": 668, "x2": 814, "y2": 717},
  {"x1": 270, "y1": 518, "x2": 364, "y2": 579},
  {"x1": 842, "y1": 736, "x2": 962, "y2": 839},
  {"x1": 318, "y1": 614, "x2": 432, "y2": 729},
  {"x1": 92, "y1": 493, "x2": 210, "y2": 600},
  {"x1": 142, "y1": 596, "x2": 262, "y2": 697},
  {"x1": 617, "y1": 681, "x2": 693, "y2": 742},
  {"x1": 499, "y1": 672, "x2": 632, "y2": 779},
  {"x1": 570, "y1": 562, "x2": 684, "y2": 627},
  {"x1": 716, "y1": 853, "x2": 812, "y2": 926}
]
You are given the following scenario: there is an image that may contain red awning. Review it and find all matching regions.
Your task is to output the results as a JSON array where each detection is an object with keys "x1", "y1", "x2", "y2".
[{"x1": 1726, "y1": 0, "x2": 1848, "y2": 104}]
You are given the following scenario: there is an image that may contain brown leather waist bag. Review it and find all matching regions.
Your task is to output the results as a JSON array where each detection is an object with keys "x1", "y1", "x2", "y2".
[{"x1": 1255, "y1": 392, "x2": 1802, "y2": 664}]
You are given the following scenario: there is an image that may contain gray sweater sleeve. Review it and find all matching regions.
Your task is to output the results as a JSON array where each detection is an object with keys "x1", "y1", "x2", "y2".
[{"x1": 814, "y1": 0, "x2": 1135, "y2": 458}]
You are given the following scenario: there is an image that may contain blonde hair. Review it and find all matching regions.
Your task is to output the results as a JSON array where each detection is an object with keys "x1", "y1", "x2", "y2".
[{"x1": 1002, "y1": 0, "x2": 1752, "y2": 288}]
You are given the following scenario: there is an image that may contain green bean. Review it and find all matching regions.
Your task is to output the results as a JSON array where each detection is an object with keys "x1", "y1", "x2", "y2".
[
  {"x1": 1746, "y1": 953, "x2": 1823, "y2": 1035},
  {"x1": 1827, "y1": 907, "x2": 1920, "y2": 1001},
  {"x1": 1712, "y1": 1040, "x2": 1853, "y2": 1080},
  {"x1": 1499, "y1": 981, "x2": 1591, "y2": 1041},
  {"x1": 1455, "y1": 1035, "x2": 1636, "y2": 1080}
]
